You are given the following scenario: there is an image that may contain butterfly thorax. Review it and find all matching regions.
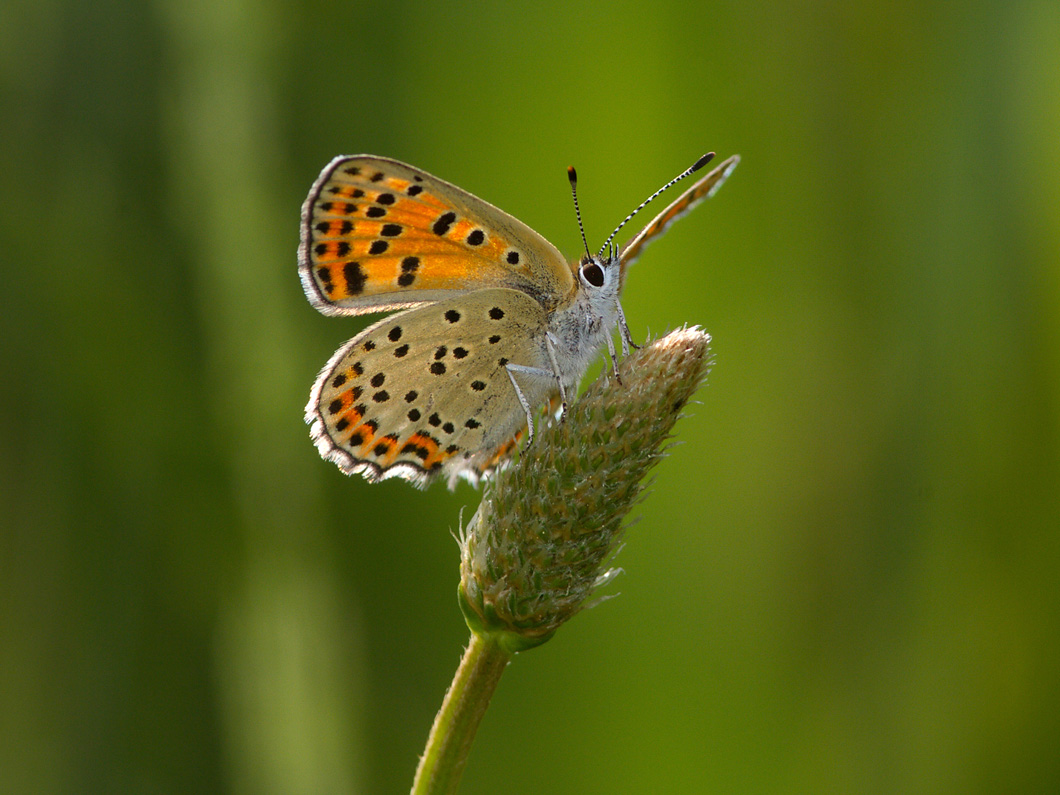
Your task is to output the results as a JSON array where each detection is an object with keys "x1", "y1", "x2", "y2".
[{"x1": 545, "y1": 253, "x2": 623, "y2": 392}]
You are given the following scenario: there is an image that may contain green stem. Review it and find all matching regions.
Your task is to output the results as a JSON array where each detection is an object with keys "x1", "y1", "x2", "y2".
[{"x1": 411, "y1": 633, "x2": 512, "y2": 795}]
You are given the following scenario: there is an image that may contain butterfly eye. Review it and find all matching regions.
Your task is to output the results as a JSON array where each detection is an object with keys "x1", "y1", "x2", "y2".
[{"x1": 581, "y1": 261, "x2": 605, "y2": 287}]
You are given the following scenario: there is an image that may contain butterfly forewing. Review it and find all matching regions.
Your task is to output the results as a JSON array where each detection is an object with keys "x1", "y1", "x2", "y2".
[
  {"x1": 618, "y1": 154, "x2": 740, "y2": 285},
  {"x1": 300, "y1": 156, "x2": 575, "y2": 316},
  {"x1": 307, "y1": 287, "x2": 557, "y2": 487}
]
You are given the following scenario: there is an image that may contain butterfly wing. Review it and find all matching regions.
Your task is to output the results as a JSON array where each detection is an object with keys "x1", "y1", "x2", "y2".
[
  {"x1": 618, "y1": 154, "x2": 740, "y2": 286},
  {"x1": 300, "y1": 155, "x2": 575, "y2": 316},
  {"x1": 306, "y1": 287, "x2": 559, "y2": 488}
]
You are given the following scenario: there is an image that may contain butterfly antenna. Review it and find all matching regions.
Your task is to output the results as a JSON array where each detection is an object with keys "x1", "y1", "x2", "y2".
[
  {"x1": 596, "y1": 152, "x2": 715, "y2": 257},
  {"x1": 567, "y1": 166, "x2": 593, "y2": 261}
]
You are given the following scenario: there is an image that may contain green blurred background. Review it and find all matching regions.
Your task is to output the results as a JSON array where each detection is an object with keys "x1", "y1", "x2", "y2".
[{"x1": 3, "y1": 1, "x2": 1058, "y2": 793}]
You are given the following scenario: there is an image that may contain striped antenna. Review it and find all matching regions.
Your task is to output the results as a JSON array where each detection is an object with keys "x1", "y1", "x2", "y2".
[
  {"x1": 596, "y1": 152, "x2": 715, "y2": 257},
  {"x1": 567, "y1": 166, "x2": 592, "y2": 260}
]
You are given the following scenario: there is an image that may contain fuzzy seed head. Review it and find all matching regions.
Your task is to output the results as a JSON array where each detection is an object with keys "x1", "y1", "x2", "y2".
[{"x1": 458, "y1": 327, "x2": 713, "y2": 652}]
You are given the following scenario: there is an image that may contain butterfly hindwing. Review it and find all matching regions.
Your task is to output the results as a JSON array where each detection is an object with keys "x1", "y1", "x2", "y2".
[
  {"x1": 306, "y1": 288, "x2": 559, "y2": 487},
  {"x1": 300, "y1": 155, "x2": 575, "y2": 317}
]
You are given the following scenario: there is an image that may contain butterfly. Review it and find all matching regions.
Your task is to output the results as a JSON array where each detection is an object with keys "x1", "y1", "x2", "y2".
[{"x1": 300, "y1": 151, "x2": 739, "y2": 488}]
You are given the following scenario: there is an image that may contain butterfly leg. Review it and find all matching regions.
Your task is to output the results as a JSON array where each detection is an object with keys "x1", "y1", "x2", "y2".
[
  {"x1": 605, "y1": 334, "x2": 625, "y2": 386},
  {"x1": 544, "y1": 335, "x2": 570, "y2": 417},
  {"x1": 505, "y1": 363, "x2": 557, "y2": 449},
  {"x1": 615, "y1": 298, "x2": 639, "y2": 353}
]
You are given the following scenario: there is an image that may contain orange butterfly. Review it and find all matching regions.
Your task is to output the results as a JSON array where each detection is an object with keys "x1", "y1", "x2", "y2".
[{"x1": 300, "y1": 152, "x2": 738, "y2": 487}]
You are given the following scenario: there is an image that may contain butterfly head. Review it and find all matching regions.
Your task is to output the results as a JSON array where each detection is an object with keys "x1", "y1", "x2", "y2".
[
  {"x1": 574, "y1": 250, "x2": 623, "y2": 328},
  {"x1": 577, "y1": 253, "x2": 612, "y2": 290}
]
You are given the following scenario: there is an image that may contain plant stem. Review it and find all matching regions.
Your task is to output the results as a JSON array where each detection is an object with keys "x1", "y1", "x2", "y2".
[{"x1": 410, "y1": 632, "x2": 512, "y2": 795}]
